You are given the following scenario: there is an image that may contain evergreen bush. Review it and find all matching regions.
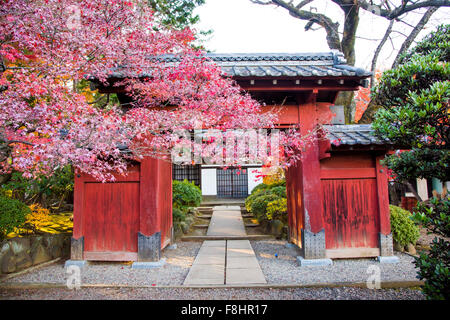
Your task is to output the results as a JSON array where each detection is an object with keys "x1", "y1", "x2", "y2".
[
  {"x1": 390, "y1": 205, "x2": 420, "y2": 247},
  {"x1": 0, "y1": 194, "x2": 30, "y2": 239}
]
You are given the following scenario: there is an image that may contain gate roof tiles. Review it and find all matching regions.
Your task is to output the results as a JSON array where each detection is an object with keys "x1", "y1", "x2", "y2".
[{"x1": 324, "y1": 124, "x2": 392, "y2": 146}]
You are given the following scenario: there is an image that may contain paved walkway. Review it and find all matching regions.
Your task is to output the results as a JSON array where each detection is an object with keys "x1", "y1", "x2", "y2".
[{"x1": 183, "y1": 206, "x2": 266, "y2": 285}]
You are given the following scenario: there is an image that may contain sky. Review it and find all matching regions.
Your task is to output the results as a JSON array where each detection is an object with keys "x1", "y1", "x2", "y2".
[{"x1": 193, "y1": 0, "x2": 450, "y2": 71}]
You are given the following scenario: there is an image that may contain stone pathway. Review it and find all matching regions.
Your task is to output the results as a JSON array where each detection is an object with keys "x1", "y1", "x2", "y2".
[{"x1": 183, "y1": 206, "x2": 266, "y2": 285}]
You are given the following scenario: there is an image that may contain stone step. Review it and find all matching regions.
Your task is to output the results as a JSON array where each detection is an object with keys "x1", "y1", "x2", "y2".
[
  {"x1": 194, "y1": 223, "x2": 259, "y2": 229},
  {"x1": 181, "y1": 235, "x2": 274, "y2": 241}
]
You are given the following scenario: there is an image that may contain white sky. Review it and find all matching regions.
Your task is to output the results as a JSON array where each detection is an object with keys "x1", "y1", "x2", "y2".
[{"x1": 193, "y1": 0, "x2": 450, "y2": 71}]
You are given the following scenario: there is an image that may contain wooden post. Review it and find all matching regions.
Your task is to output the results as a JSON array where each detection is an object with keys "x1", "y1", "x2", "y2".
[
  {"x1": 138, "y1": 157, "x2": 162, "y2": 261},
  {"x1": 376, "y1": 155, "x2": 394, "y2": 256},
  {"x1": 71, "y1": 172, "x2": 84, "y2": 260},
  {"x1": 298, "y1": 91, "x2": 326, "y2": 259}
]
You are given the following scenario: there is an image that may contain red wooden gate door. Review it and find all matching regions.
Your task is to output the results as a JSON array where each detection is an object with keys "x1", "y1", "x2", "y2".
[
  {"x1": 83, "y1": 182, "x2": 140, "y2": 261},
  {"x1": 322, "y1": 179, "x2": 380, "y2": 250},
  {"x1": 320, "y1": 153, "x2": 381, "y2": 258}
]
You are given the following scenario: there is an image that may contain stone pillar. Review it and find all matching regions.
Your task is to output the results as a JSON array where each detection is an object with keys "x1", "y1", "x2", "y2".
[
  {"x1": 379, "y1": 233, "x2": 394, "y2": 257},
  {"x1": 302, "y1": 229, "x2": 326, "y2": 259},
  {"x1": 137, "y1": 232, "x2": 161, "y2": 262},
  {"x1": 70, "y1": 236, "x2": 84, "y2": 260}
]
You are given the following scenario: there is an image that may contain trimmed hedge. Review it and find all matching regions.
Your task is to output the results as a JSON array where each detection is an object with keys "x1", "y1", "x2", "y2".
[
  {"x1": 246, "y1": 181, "x2": 287, "y2": 224},
  {"x1": 172, "y1": 179, "x2": 202, "y2": 236},
  {"x1": 0, "y1": 195, "x2": 31, "y2": 240},
  {"x1": 390, "y1": 205, "x2": 420, "y2": 247}
]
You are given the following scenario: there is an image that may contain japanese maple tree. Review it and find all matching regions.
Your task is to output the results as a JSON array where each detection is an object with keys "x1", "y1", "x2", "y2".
[{"x1": 0, "y1": 0, "x2": 317, "y2": 181}]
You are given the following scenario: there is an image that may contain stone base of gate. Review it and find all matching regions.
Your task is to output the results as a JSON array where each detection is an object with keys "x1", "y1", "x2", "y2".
[
  {"x1": 297, "y1": 256, "x2": 333, "y2": 267},
  {"x1": 64, "y1": 260, "x2": 88, "y2": 268},
  {"x1": 137, "y1": 231, "x2": 161, "y2": 262},
  {"x1": 379, "y1": 233, "x2": 394, "y2": 256},
  {"x1": 132, "y1": 258, "x2": 166, "y2": 269},
  {"x1": 376, "y1": 256, "x2": 400, "y2": 264},
  {"x1": 301, "y1": 229, "x2": 326, "y2": 259}
]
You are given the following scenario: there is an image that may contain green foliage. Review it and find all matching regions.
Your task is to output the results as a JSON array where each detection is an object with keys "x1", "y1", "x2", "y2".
[
  {"x1": 411, "y1": 196, "x2": 450, "y2": 300},
  {"x1": 398, "y1": 24, "x2": 450, "y2": 65},
  {"x1": 172, "y1": 179, "x2": 201, "y2": 236},
  {"x1": 414, "y1": 237, "x2": 450, "y2": 300},
  {"x1": 382, "y1": 148, "x2": 449, "y2": 183},
  {"x1": 266, "y1": 198, "x2": 288, "y2": 223},
  {"x1": 149, "y1": 0, "x2": 205, "y2": 30},
  {"x1": 269, "y1": 185, "x2": 287, "y2": 198},
  {"x1": 245, "y1": 181, "x2": 286, "y2": 212},
  {"x1": 412, "y1": 196, "x2": 450, "y2": 238},
  {"x1": 246, "y1": 180, "x2": 287, "y2": 224},
  {"x1": 172, "y1": 179, "x2": 202, "y2": 210},
  {"x1": 374, "y1": 24, "x2": 450, "y2": 299},
  {"x1": 250, "y1": 194, "x2": 280, "y2": 222},
  {"x1": 250, "y1": 183, "x2": 270, "y2": 195},
  {"x1": 1, "y1": 166, "x2": 74, "y2": 210},
  {"x1": 148, "y1": 0, "x2": 211, "y2": 48},
  {"x1": 390, "y1": 205, "x2": 420, "y2": 246},
  {"x1": 0, "y1": 194, "x2": 30, "y2": 239}
]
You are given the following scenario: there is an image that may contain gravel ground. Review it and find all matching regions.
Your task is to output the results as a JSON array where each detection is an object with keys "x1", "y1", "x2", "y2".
[
  {"x1": 0, "y1": 239, "x2": 423, "y2": 300},
  {"x1": 0, "y1": 286, "x2": 424, "y2": 300},
  {"x1": 251, "y1": 240, "x2": 420, "y2": 285},
  {"x1": 1, "y1": 241, "x2": 202, "y2": 286}
]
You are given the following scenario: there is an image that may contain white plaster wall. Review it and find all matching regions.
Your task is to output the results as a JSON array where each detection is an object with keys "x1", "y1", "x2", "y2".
[
  {"x1": 248, "y1": 167, "x2": 263, "y2": 193},
  {"x1": 417, "y1": 178, "x2": 429, "y2": 201},
  {"x1": 201, "y1": 168, "x2": 217, "y2": 195}
]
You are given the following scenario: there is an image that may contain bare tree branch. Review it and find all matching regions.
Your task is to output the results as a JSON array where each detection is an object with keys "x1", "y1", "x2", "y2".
[
  {"x1": 392, "y1": 6, "x2": 438, "y2": 68},
  {"x1": 359, "y1": 0, "x2": 449, "y2": 19},
  {"x1": 295, "y1": 0, "x2": 314, "y2": 9},
  {"x1": 268, "y1": 0, "x2": 341, "y2": 50},
  {"x1": 371, "y1": 19, "x2": 395, "y2": 86}
]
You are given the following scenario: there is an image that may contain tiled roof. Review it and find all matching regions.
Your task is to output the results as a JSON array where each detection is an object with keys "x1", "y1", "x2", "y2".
[
  {"x1": 324, "y1": 124, "x2": 391, "y2": 146},
  {"x1": 108, "y1": 51, "x2": 371, "y2": 79},
  {"x1": 205, "y1": 52, "x2": 370, "y2": 78}
]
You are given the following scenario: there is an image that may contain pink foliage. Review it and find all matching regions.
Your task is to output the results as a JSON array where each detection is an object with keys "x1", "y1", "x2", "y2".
[{"x1": 0, "y1": 0, "x2": 317, "y2": 181}]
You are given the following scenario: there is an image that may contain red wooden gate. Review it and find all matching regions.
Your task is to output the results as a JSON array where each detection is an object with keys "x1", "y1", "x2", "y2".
[
  {"x1": 72, "y1": 158, "x2": 173, "y2": 262},
  {"x1": 83, "y1": 182, "x2": 140, "y2": 260},
  {"x1": 320, "y1": 152, "x2": 381, "y2": 258}
]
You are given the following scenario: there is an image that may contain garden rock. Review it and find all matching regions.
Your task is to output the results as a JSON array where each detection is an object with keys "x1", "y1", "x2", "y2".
[
  {"x1": 406, "y1": 243, "x2": 417, "y2": 255},
  {"x1": 270, "y1": 220, "x2": 284, "y2": 238},
  {"x1": 31, "y1": 243, "x2": 52, "y2": 265},
  {"x1": 1, "y1": 250, "x2": 16, "y2": 273},
  {"x1": 15, "y1": 252, "x2": 32, "y2": 269},
  {"x1": 10, "y1": 237, "x2": 31, "y2": 255},
  {"x1": 394, "y1": 241, "x2": 404, "y2": 252}
]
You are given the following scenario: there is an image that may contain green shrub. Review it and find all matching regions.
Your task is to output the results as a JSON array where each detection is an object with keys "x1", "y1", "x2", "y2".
[
  {"x1": 266, "y1": 198, "x2": 287, "y2": 223},
  {"x1": 250, "y1": 194, "x2": 280, "y2": 222},
  {"x1": 0, "y1": 194, "x2": 31, "y2": 239},
  {"x1": 390, "y1": 205, "x2": 420, "y2": 246},
  {"x1": 246, "y1": 182, "x2": 287, "y2": 212},
  {"x1": 245, "y1": 188, "x2": 271, "y2": 212},
  {"x1": 250, "y1": 183, "x2": 269, "y2": 195},
  {"x1": 1, "y1": 166, "x2": 74, "y2": 210},
  {"x1": 269, "y1": 185, "x2": 287, "y2": 198},
  {"x1": 172, "y1": 179, "x2": 202, "y2": 210},
  {"x1": 266, "y1": 180, "x2": 286, "y2": 189},
  {"x1": 412, "y1": 196, "x2": 450, "y2": 300},
  {"x1": 172, "y1": 207, "x2": 186, "y2": 223}
]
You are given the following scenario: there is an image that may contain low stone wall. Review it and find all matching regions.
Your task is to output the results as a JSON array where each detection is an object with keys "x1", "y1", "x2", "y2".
[{"x1": 0, "y1": 233, "x2": 71, "y2": 274}]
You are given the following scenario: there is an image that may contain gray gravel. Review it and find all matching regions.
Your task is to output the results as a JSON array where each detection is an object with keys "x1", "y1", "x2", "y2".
[
  {"x1": 1, "y1": 241, "x2": 202, "y2": 286},
  {"x1": 0, "y1": 239, "x2": 424, "y2": 300},
  {"x1": 0, "y1": 286, "x2": 424, "y2": 300},
  {"x1": 251, "y1": 240, "x2": 420, "y2": 285}
]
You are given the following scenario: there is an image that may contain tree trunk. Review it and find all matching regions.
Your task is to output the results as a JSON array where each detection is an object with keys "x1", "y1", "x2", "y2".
[{"x1": 339, "y1": 2, "x2": 360, "y2": 123}]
